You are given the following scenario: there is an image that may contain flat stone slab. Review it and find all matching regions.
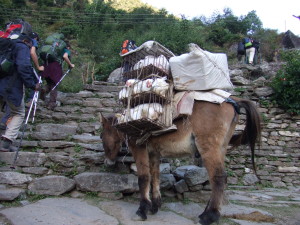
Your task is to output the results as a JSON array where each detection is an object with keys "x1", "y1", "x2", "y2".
[
  {"x1": 0, "y1": 198, "x2": 118, "y2": 225},
  {"x1": 98, "y1": 200, "x2": 196, "y2": 225}
]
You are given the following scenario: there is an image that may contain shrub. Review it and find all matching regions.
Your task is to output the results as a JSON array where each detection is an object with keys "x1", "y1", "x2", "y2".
[{"x1": 270, "y1": 50, "x2": 300, "y2": 115}]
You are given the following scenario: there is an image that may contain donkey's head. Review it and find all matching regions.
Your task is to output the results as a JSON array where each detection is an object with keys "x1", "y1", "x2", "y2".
[{"x1": 100, "y1": 113, "x2": 123, "y2": 166}]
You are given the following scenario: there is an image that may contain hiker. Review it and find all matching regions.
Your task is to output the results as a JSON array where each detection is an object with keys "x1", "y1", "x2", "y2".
[
  {"x1": 40, "y1": 40, "x2": 75, "y2": 110},
  {"x1": 242, "y1": 36, "x2": 260, "y2": 65},
  {"x1": 30, "y1": 32, "x2": 44, "y2": 72},
  {"x1": 237, "y1": 42, "x2": 245, "y2": 63},
  {"x1": 0, "y1": 32, "x2": 43, "y2": 129},
  {"x1": 0, "y1": 34, "x2": 41, "y2": 152},
  {"x1": 26, "y1": 31, "x2": 43, "y2": 107}
]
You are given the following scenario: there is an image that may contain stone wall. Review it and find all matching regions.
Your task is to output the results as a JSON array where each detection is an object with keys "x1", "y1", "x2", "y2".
[{"x1": 0, "y1": 64, "x2": 299, "y2": 201}]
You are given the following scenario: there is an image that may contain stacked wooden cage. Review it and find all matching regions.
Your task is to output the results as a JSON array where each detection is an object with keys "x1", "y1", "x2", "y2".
[{"x1": 114, "y1": 41, "x2": 175, "y2": 137}]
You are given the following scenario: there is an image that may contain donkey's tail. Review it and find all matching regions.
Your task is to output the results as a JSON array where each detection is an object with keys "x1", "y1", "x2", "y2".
[{"x1": 229, "y1": 98, "x2": 262, "y2": 174}]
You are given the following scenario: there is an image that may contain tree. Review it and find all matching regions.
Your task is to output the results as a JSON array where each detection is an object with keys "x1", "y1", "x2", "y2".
[{"x1": 242, "y1": 10, "x2": 262, "y2": 34}]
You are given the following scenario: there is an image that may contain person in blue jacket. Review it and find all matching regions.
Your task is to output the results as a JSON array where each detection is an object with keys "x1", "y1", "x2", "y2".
[
  {"x1": 0, "y1": 31, "x2": 43, "y2": 130},
  {"x1": 0, "y1": 34, "x2": 40, "y2": 152}
]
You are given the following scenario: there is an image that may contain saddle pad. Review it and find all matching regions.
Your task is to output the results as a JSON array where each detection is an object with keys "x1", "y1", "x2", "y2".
[{"x1": 173, "y1": 89, "x2": 231, "y2": 118}]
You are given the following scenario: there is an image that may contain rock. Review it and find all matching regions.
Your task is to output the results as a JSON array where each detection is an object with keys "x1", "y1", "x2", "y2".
[
  {"x1": 74, "y1": 172, "x2": 138, "y2": 193},
  {"x1": 242, "y1": 174, "x2": 259, "y2": 185},
  {"x1": 184, "y1": 167, "x2": 209, "y2": 186},
  {"x1": 278, "y1": 131, "x2": 299, "y2": 137},
  {"x1": 278, "y1": 166, "x2": 300, "y2": 173},
  {"x1": 28, "y1": 176, "x2": 75, "y2": 195},
  {"x1": 22, "y1": 167, "x2": 49, "y2": 175},
  {"x1": 47, "y1": 154, "x2": 76, "y2": 167},
  {"x1": 99, "y1": 200, "x2": 196, "y2": 225},
  {"x1": 173, "y1": 165, "x2": 205, "y2": 180},
  {"x1": 107, "y1": 68, "x2": 122, "y2": 83},
  {"x1": 231, "y1": 76, "x2": 251, "y2": 85},
  {"x1": 35, "y1": 123, "x2": 78, "y2": 135},
  {"x1": 0, "y1": 152, "x2": 47, "y2": 167},
  {"x1": 0, "y1": 172, "x2": 32, "y2": 185},
  {"x1": 1, "y1": 198, "x2": 119, "y2": 225},
  {"x1": 282, "y1": 30, "x2": 300, "y2": 49},
  {"x1": 79, "y1": 152, "x2": 106, "y2": 164},
  {"x1": 160, "y1": 174, "x2": 176, "y2": 189},
  {"x1": 0, "y1": 188, "x2": 25, "y2": 201},
  {"x1": 174, "y1": 180, "x2": 189, "y2": 193},
  {"x1": 72, "y1": 134, "x2": 101, "y2": 143},
  {"x1": 272, "y1": 181, "x2": 287, "y2": 188},
  {"x1": 254, "y1": 87, "x2": 273, "y2": 97}
]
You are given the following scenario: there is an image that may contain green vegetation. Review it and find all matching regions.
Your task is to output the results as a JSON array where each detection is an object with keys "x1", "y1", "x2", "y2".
[
  {"x1": 234, "y1": 87, "x2": 246, "y2": 92},
  {"x1": 271, "y1": 50, "x2": 300, "y2": 115}
]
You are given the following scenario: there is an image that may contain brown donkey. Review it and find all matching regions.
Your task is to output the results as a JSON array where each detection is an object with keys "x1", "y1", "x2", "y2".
[{"x1": 100, "y1": 97, "x2": 261, "y2": 225}]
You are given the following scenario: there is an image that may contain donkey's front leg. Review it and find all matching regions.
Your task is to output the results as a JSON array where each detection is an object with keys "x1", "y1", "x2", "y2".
[
  {"x1": 130, "y1": 143, "x2": 152, "y2": 220},
  {"x1": 149, "y1": 152, "x2": 161, "y2": 214}
]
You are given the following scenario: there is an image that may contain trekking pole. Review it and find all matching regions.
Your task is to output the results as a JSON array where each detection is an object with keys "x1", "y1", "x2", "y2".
[
  {"x1": 51, "y1": 68, "x2": 71, "y2": 91},
  {"x1": 10, "y1": 70, "x2": 42, "y2": 169},
  {"x1": 31, "y1": 69, "x2": 43, "y2": 123}
]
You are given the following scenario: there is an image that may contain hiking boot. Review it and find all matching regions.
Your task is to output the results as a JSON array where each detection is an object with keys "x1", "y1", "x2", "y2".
[
  {"x1": 47, "y1": 102, "x2": 56, "y2": 111},
  {"x1": 0, "y1": 137, "x2": 17, "y2": 152},
  {"x1": 0, "y1": 122, "x2": 6, "y2": 130}
]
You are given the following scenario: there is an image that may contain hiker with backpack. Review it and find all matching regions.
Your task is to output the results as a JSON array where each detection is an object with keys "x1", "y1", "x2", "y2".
[
  {"x1": 242, "y1": 36, "x2": 260, "y2": 65},
  {"x1": 0, "y1": 34, "x2": 41, "y2": 152},
  {"x1": 40, "y1": 36, "x2": 75, "y2": 110},
  {"x1": 0, "y1": 31, "x2": 43, "y2": 130}
]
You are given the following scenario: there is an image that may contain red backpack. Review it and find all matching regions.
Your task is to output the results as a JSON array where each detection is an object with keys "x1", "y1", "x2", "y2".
[
  {"x1": 120, "y1": 40, "x2": 137, "y2": 55},
  {"x1": 0, "y1": 19, "x2": 32, "y2": 38}
]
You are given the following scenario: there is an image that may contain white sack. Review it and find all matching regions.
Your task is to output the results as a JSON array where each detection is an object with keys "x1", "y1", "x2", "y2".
[{"x1": 169, "y1": 44, "x2": 233, "y2": 91}]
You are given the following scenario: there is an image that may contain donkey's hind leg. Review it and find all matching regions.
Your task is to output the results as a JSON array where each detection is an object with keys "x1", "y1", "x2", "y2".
[
  {"x1": 196, "y1": 140, "x2": 227, "y2": 225},
  {"x1": 130, "y1": 143, "x2": 152, "y2": 220},
  {"x1": 149, "y1": 152, "x2": 161, "y2": 214}
]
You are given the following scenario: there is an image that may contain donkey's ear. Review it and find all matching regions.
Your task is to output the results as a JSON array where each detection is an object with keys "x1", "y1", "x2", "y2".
[{"x1": 99, "y1": 112, "x2": 107, "y2": 125}]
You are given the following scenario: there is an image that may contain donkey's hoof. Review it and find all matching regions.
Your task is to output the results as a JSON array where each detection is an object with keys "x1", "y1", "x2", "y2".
[
  {"x1": 150, "y1": 197, "x2": 161, "y2": 214},
  {"x1": 199, "y1": 209, "x2": 220, "y2": 225},
  {"x1": 133, "y1": 209, "x2": 147, "y2": 221},
  {"x1": 132, "y1": 214, "x2": 146, "y2": 221}
]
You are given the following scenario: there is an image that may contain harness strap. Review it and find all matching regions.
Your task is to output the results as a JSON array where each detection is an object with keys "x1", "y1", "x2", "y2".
[{"x1": 225, "y1": 97, "x2": 241, "y2": 114}]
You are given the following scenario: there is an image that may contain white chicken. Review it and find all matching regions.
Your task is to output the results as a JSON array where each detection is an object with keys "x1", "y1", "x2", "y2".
[
  {"x1": 131, "y1": 103, "x2": 163, "y2": 121},
  {"x1": 133, "y1": 78, "x2": 154, "y2": 94},
  {"x1": 133, "y1": 55, "x2": 156, "y2": 70},
  {"x1": 154, "y1": 55, "x2": 169, "y2": 73},
  {"x1": 152, "y1": 76, "x2": 169, "y2": 96},
  {"x1": 133, "y1": 55, "x2": 169, "y2": 73},
  {"x1": 125, "y1": 79, "x2": 139, "y2": 87},
  {"x1": 115, "y1": 109, "x2": 131, "y2": 123},
  {"x1": 119, "y1": 87, "x2": 129, "y2": 99}
]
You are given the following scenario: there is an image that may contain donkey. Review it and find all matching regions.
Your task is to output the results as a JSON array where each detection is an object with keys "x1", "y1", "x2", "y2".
[{"x1": 100, "y1": 97, "x2": 261, "y2": 225}]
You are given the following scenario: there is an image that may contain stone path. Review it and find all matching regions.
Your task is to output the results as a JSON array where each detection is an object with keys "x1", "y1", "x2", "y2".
[{"x1": 0, "y1": 187, "x2": 299, "y2": 225}]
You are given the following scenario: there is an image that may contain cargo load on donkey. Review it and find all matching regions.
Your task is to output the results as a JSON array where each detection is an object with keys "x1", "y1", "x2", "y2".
[
  {"x1": 115, "y1": 40, "x2": 175, "y2": 137},
  {"x1": 114, "y1": 41, "x2": 234, "y2": 138}
]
